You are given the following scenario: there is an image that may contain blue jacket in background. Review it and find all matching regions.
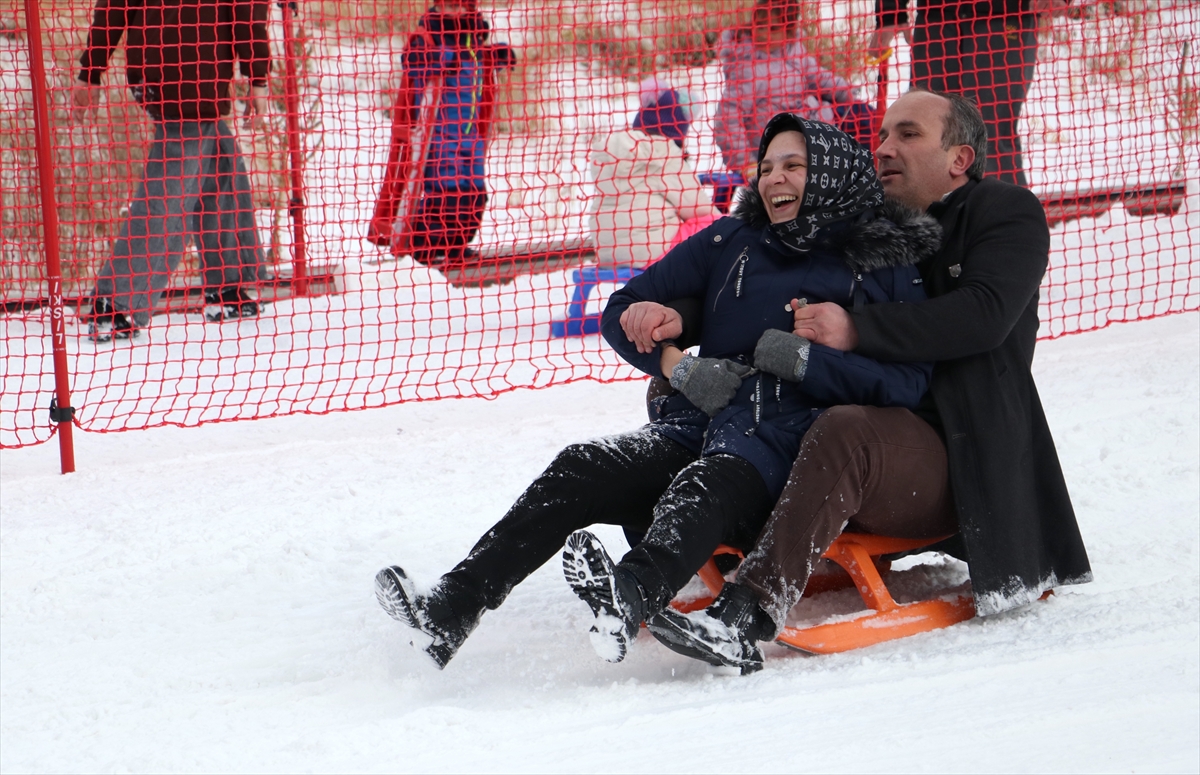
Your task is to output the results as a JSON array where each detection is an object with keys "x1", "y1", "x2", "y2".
[{"x1": 404, "y1": 11, "x2": 512, "y2": 192}]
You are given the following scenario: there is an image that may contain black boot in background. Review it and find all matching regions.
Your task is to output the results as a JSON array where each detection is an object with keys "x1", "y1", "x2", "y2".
[
  {"x1": 87, "y1": 297, "x2": 138, "y2": 343},
  {"x1": 647, "y1": 582, "x2": 776, "y2": 675},
  {"x1": 204, "y1": 286, "x2": 261, "y2": 322}
]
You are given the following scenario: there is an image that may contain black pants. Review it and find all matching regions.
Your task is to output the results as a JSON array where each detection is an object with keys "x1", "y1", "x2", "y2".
[
  {"x1": 408, "y1": 190, "x2": 487, "y2": 264},
  {"x1": 911, "y1": 14, "x2": 1039, "y2": 186},
  {"x1": 440, "y1": 430, "x2": 775, "y2": 616}
]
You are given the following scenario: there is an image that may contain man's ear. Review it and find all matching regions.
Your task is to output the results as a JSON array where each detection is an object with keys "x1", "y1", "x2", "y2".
[{"x1": 949, "y1": 144, "x2": 975, "y2": 178}]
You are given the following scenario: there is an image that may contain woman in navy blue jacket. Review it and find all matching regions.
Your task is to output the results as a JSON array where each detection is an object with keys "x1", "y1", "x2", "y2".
[{"x1": 374, "y1": 115, "x2": 942, "y2": 670}]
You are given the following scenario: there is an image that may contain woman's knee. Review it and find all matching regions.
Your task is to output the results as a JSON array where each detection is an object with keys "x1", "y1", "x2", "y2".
[{"x1": 547, "y1": 441, "x2": 610, "y2": 479}]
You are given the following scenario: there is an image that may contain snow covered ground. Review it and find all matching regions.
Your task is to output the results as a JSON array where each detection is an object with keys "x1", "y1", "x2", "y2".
[{"x1": 2, "y1": 312, "x2": 1197, "y2": 773}]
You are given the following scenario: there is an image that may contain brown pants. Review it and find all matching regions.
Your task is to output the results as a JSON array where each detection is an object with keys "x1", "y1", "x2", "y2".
[{"x1": 737, "y1": 405, "x2": 958, "y2": 628}]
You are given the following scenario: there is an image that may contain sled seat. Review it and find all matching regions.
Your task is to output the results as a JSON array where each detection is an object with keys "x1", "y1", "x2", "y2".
[
  {"x1": 670, "y1": 533, "x2": 978, "y2": 654},
  {"x1": 549, "y1": 265, "x2": 640, "y2": 338}
]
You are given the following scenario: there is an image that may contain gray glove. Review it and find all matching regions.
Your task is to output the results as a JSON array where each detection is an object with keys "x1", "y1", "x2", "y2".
[
  {"x1": 669, "y1": 354, "x2": 753, "y2": 417},
  {"x1": 753, "y1": 328, "x2": 812, "y2": 382}
]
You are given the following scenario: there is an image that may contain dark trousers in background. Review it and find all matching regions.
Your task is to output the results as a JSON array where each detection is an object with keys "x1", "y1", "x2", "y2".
[
  {"x1": 408, "y1": 190, "x2": 487, "y2": 265},
  {"x1": 94, "y1": 119, "x2": 264, "y2": 327},
  {"x1": 911, "y1": 14, "x2": 1039, "y2": 187},
  {"x1": 737, "y1": 405, "x2": 959, "y2": 628},
  {"x1": 441, "y1": 429, "x2": 775, "y2": 617}
]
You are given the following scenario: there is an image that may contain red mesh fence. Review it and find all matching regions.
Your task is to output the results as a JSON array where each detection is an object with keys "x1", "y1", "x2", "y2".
[{"x1": 1, "y1": 0, "x2": 1197, "y2": 451}]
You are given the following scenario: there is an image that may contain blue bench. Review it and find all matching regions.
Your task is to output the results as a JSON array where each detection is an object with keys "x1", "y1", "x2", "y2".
[{"x1": 549, "y1": 265, "x2": 641, "y2": 338}]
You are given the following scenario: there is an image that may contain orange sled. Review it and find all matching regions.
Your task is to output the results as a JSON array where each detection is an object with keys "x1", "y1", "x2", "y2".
[{"x1": 671, "y1": 533, "x2": 980, "y2": 655}]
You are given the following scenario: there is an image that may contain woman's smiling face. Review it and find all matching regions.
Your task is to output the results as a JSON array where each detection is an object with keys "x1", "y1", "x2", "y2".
[{"x1": 758, "y1": 130, "x2": 808, "y2": 224}]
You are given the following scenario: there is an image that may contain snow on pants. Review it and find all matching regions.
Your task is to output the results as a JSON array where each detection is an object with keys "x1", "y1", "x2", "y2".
[
  {"x1": 737, "y1": 405, "x2": 958, "y2": 629},
  {"x1": 94, "y1": 119, "x2": 264, "y2": 327},
  {"x1": 910, "y1": 14, "x2": 1038, "y2": 187},
  {"x1": 440, "y1": 429, "x2": 775, "y2": 616}
]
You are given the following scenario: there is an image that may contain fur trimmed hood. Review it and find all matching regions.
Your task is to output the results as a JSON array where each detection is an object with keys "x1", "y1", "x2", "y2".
[{"x1": 732, "y1": 185, "x2": 944, "y2": 274}]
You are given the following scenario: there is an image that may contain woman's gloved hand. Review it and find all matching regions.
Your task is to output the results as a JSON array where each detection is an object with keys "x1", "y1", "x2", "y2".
[
  {"x1": 753, "y1": 329, "x2": 812, "y2": 382},
  {"x1": 669, "y1": 355, "x2": 753, "y2": 416}
]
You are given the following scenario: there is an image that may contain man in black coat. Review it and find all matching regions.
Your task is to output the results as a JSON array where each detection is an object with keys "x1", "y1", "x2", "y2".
[
  {"x1": 623, "y1": 89, "x2": 1091, "y2": 671},
  {"x1": 797, "y1": 89, "x2": 1092, "y2": 613}
]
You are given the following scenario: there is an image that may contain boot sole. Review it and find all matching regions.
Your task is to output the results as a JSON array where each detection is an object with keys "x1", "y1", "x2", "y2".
[
  {"x1": 204, "y1": 302, "x2": 266, "y2": 323},
  {"x1": 374, "y1": 566, "x2": 454, "y2": 671},
  {"x1": 374, "y1": 566, "x2": 419, "y2": 628},
  {"x1": 87, "y1": 324, "x2": 138, "y2": 344},
  {"x1": 562, "y1": 530, "x2": 633, "y2": 663}
]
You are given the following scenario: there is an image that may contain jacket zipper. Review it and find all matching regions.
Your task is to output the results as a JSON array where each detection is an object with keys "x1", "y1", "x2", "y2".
[{"x1": 713, "y1": 246, "x2": 749, "y2": 310}]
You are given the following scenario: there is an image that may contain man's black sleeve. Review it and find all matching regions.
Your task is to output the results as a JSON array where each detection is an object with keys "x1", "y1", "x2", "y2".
[
  {"x1": 875, "y1": 0, "x2": 910, "y2": 29},
  {"x1": 78, "y1": 0, "x2": 134, "y2": 84},
  {"x1": 234, "y1": 0, "x2": 272, "y2": 88},
  {"x1": 851, "y1": 184, "x2": 1050, "y2": 363},
  {"x1": 665, "y1": 297, "x2": 703, "y2": 350}
]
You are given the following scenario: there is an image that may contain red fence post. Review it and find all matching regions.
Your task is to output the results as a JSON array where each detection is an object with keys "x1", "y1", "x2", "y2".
[
  {"x1": 281, "y1": 1, "x2": 309, "y2": 296},
  {"x1": 23, "y1": 0, "x2": 77, "y2": 474},
  {"x1": 873, "y1": 55, "x2": 890, "y2": 140}
]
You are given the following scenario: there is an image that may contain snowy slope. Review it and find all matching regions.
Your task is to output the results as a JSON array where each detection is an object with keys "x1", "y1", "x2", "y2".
[{"x1": 1, "y1": 312, "x2": 1197, "y2": 773}]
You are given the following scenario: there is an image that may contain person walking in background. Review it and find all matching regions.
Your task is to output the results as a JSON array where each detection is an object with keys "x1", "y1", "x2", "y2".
[
  {"x1": 713, "y1": 0, "x2": 873, "y2": 184},
  {"x1": 869, "y1": 0, "x2": 1068, "y2": 186},
  {"x1": 368, "y1": 0, "x2": 515, "y2": 269},
  {"x1": 73, "y1": 0, "x2": 272, "y2": 343},
  {"x1": 589, "y1": 78, "x2": 718, "y2": 269}
]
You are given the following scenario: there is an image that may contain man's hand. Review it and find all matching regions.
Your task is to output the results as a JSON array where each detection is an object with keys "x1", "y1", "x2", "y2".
[
  {"x1": 793, "y1": 302, "x2": 858, "y2": 351},
  {"x1": 868, "y1": 24, "x2": 910, "y2": 60},
  {"x1": 244, "y1": 85, "x2": 269, "y2": 130},
  {"x1": 70, "y1": 83, "x2": 100, "y2": 124},
  {"x1": 620, "y1": 301, "x2": 683, "y2": 354}
]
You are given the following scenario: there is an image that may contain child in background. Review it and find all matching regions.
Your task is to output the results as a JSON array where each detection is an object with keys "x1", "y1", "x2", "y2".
[
  {"x1": 589, "y1": 78, "x2": 718, "y2": 269},
  {"x1": 368, "y1": 1, "x2": 514, "y2": 268},
  {"x1": 713, "y1": 0, "x2": 871, "y2": 182}
]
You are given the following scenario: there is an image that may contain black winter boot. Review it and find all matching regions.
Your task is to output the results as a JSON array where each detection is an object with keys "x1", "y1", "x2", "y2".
[
  {"x1": 647, "y1": 582, "x2": 776, "y2": 675},
  {"x1": 374, "y1": 565, "x2": 483, "y2": 670},
  {"x1": 87, "y1": 297, "x2": 138, "y2": 343},
  {"x1": 204, "y1": 286, "x2": 261, "y2": 322},
  {"x1": 562, "y1": 530, "x2": 649, "y2": 663}
]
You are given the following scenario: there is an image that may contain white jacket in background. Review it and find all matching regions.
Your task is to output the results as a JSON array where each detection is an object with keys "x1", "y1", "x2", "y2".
[{"x1": 589, "y1": 129, "x2": 714, "y2": 268}]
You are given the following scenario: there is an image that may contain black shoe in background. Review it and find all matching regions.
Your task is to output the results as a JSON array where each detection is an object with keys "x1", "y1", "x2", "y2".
[
  {"x1": 87, "y1": 297, "x2": 138, "y2": 343},
  {"x1": 204, "y1": 287, "x2": 261, "y2": 322}
]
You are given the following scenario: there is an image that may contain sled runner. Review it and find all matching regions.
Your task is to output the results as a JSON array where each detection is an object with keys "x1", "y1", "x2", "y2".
[
  {"x1": 773, "y1": 533, "x2": 977, "y2": 654},
  {"x1": 1040, "y1": 182, "x2": 1187, "y2": 226},
  {"x1": 671, "y1": 533, "x2": 981, "y2": 654},
  {"x1": 368, "y1": 74, "x2": 444, "y2": 255}
]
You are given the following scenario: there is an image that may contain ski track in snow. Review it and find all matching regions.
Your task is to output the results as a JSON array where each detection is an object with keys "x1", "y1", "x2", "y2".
[{"x1": 1, "y1": 312, "x2": 1197, "y2": 773}]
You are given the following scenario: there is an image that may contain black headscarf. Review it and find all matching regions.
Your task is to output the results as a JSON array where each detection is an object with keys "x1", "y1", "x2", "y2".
[{"x1": 756, "y1": 113, "x2": 884, "y2": 253}]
